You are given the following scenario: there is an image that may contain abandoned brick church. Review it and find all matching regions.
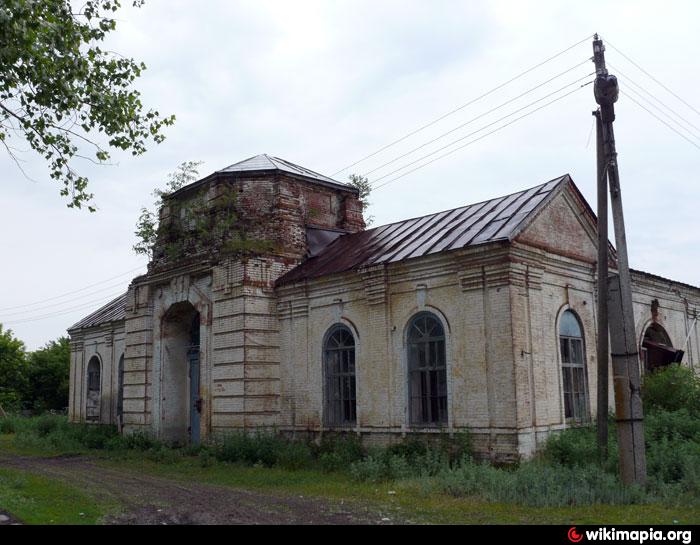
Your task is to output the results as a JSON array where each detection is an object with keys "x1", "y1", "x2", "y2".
[{"x1": 67, "y1": 154, "x2": 700, "y2": 460}]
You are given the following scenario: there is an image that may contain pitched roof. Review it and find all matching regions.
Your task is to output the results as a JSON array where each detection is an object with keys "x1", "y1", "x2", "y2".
[
  {"x1": 170, "y1": 154, "x2": 358, "y2": 198},
  {"x1": 277, "y1": 175, "x2": 571, "y2": 286},
  {"x1": 219, "y1": 154, "x2": 341, "y2": 184},
  {"x1": 68, "y1": 293, "x2": 126, "y2": 331}
]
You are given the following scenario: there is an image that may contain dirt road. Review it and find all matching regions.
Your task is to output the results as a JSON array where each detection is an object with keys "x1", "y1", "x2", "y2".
[{"x1": 0, "y1": 454, "x2": 398, "y2": 525}]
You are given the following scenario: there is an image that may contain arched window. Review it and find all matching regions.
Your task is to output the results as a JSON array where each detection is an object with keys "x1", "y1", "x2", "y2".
[
  {"x1": 407, "y1": 312, "x2": 447, "y2": 426},
  {"x1": 559, "y1": 310, "x2": 589, "y2": 422},
  {"x1": 324, "y1": 325, "x2": 356, "y2": 426},
  {"x1": 86, "y1": 356, "x2": 101, "y2": 422}
]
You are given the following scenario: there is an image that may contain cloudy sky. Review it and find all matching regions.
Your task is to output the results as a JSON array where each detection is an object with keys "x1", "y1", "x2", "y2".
[{"x1": 2, "y1": 0, "x2": 699, "y2": 349}]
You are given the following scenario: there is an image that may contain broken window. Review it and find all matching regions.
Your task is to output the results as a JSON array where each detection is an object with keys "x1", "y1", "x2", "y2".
[
  {"x1": 324, "y1": 325, "x2": 356, "y2": 426},
  {"x1": 559, "y1": 310, "x2": 590, "y2": 423},
  {"x1": 408, "y1": 312, "x2": 447, "y2": 426},
  {"x1": 86, "y1": 356, "x2": 101, "y2": 422}
]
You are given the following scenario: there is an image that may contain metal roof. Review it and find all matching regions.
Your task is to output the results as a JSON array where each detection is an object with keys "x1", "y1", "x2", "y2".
[
  {"x1": 68, "y1": 292, "x2": 126, "y2": 331},
  {"x1": 169, "y1": 154, "x2": 358, "y2": 199},
  {"x1": 277, "y1": 175, "x2": 570, "y2": 286},
  {"x1": 218, "y1": 154, "x2": 342, "y2": 185}
]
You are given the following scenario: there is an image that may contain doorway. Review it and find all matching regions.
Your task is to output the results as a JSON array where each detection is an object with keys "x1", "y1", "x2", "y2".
[{"x1": 161, "y1": 302, "x2": 201, "y2": 444}]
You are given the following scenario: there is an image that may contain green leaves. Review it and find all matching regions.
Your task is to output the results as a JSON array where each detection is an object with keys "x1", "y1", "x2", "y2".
[
  {"x1": 0, "y1": 0, "x2": 175, "y2": 209},
  {"x1": 347, "y1": 173, "x2": 374, "y2": 226},
  {"x1": 133, "y1": 161, "x2": 203, "y2": 259},
  {"x1": 0, "y1": 325, "x2": 27, "y2": 412},
  {"x1": 133, "y1": 160, "x2": 275, "y2": 265}
]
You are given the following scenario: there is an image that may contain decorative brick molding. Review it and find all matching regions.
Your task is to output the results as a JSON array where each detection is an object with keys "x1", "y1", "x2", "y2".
[{"x1": 361, "y1": 265, "x2": 388, "y2": 306}]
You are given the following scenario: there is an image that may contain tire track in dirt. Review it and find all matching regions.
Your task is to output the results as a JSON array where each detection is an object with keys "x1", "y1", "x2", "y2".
[{"x1": 0, "y1": 454, "x2": 399, "y2": 525}]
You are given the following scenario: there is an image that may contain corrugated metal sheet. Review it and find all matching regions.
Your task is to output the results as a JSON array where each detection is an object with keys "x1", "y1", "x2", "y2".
[
  {"x1": 68, "y1": 292, "x2": 127, "y2": 331},
  {"x1": 277, "y1": 175, "x2": 570, "y2": 285}
]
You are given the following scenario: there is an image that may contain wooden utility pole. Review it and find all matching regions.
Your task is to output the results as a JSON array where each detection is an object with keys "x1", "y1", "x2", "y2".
[
  {"x1": 592, "y1": 34, "x2": 646, "y2": 485},
  {"x1": 594, "y1": 109, "x2": 609, "y2": 461}
]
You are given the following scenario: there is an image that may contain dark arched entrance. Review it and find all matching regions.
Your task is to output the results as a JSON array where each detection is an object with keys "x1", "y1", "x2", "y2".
[
  {"x1": 161, "y1": 302, "x2": 201, "y2": 445},
  {"x1": 641, "y1": 323, "x2": 682, "y2": 373}
]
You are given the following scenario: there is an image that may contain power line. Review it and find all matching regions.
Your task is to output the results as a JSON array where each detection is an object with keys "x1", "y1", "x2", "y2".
[
  {"x1": 370, "y1": 77, "x2": 593, "y2": 186},
  {"x1": 610, "y1": 63, "x2": 700, "y2": 141},
  {"x1": 603, "y1": 37, "x2": 700, "y2": 118},
  {"x1": 1, "y1": 291, "x2": 126, "y2": 325},
  {"x1": 331, "y1": 33, "x2": 595, "y2": 177},
  {"x1": 0, "y1": 279, "x2": 133, "y2": 317},
  {"x1": 621, "y1": 85, "x2": 700, "y2": 144},
  {"x1": 620, "y1": 91, "x2": 700, "y2": 151},
  {"x1": 362, "y1": 61, "x2": 593, "y2": 178},
  {"x1": 0, "y1": 265, "x2": 143, "y2": 312},
  {"x1": 373, "y1": 82, "x2": 591, "y2": 191}
]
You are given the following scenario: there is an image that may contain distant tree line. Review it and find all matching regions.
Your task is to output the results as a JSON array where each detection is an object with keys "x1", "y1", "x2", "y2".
[{"x1": 0, "y1": 326, "x2": 69, "y2": 414}]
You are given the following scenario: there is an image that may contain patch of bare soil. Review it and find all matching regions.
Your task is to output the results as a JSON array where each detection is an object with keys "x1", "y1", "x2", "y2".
[{"x1": 0, "y1": 454, "x2": 399, "y2": 525}]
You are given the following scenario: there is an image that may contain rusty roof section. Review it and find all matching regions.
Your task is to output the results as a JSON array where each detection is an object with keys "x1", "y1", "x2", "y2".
[
  {"x1": 68, "y1": 292, "x2": 126, "y2": 331},
  {"x1": 277, "y1": 175, "x2": 572, "y2": 286}
]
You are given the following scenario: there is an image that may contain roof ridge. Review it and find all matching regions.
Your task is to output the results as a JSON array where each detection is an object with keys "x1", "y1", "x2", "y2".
[{"x1": 219, "y1": 153, "x2": 274, "y2": 171}]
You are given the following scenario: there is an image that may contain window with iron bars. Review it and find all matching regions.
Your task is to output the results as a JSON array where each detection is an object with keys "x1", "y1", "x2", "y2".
[
  {"x1": 559, "y1": 310, "x2": 590, "y2": 422},
  {"x1": 408, "y1": 312, "x2": 447, "y2": 426},
  {"x1": 324, "y1": 325, "x2": 356, "y2": 427}
]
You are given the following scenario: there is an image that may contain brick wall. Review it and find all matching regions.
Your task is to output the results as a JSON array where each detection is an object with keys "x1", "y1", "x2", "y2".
[
  {"x1": 68, "y1": 172, "x2": 699, "y2": 460},
  {"x1": 108, "y1": 170, "x2": 364, "y2": 439}
]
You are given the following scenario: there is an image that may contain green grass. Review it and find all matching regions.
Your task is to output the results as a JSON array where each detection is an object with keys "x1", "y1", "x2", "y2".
[
  {"x1": 0, "y1": 466, "x2": 117, "y2": 524},
  {"x1": 96, "y1": 455, "x2": 699, "y2": 525},
  {"x1": 1, "y1": 433, "x2": 698, "y2": 524},
  {"x1": 3, "y1": 369, "x2": 700, "y2": 527}
]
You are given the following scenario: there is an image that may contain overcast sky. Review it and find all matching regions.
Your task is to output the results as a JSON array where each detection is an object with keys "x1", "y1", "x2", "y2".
[{"x1": 2, "y1": 0, "x2": 699, "y2": 350}]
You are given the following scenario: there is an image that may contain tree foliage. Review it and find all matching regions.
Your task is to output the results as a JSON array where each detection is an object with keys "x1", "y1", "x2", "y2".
[
  {"x1": 24, "y1": 336, "x2": 71, "y2": 412},
  {"x1": 0, "y1": 329, "x2": 70, "y2": 413},
  {"x1": 347, "y1": 173, "x2": 374, "y2": 226},
  {"x1": 643, "y1": 364, "x2": 700, "y2": 416},
  {"x1": 133, "y1": 160, "x2": 202, "y2": 258},
  {"x1": 0, "y1": 0, "x2": 175, "y2": 210},
  {"x1": 0, "y1": 325, "x2": 27, "y2": 412}
]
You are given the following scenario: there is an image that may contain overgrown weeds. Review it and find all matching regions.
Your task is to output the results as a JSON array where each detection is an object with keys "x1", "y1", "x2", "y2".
[{"x1": 2, "y1": 365, "x2": 699, "y2": 509}]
